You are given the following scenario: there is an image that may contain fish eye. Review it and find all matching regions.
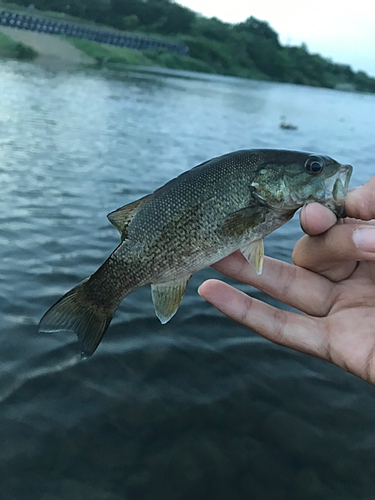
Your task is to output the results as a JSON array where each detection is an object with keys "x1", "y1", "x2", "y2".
[{"x1": 305, "y1": 156, "x2": 324, "y2": 175}]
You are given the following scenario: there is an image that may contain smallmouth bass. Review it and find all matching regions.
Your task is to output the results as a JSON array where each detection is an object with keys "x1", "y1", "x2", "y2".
[{"x1": 39, "y1": 149, "x2": 352, "y2": 357}]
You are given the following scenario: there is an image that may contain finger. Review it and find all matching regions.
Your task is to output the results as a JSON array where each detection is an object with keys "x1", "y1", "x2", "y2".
[
  {"x1": 300, "y1": 203, "x2": 337, "y2": 235},
  {"x1": 198, "y1": 279, "x2": 329, "y2": 360},
  {"x1": 345, "y1": 176, "x2": 375, "y2": 220},
  {"x1": 210, "y1": 251, "x2": 335, "y2": 316},
  {"x1": 293, "y1": 223, "x2": 375, "y2": 280}
]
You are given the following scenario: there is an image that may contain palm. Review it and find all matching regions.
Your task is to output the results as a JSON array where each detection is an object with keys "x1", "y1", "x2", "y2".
[
  {"x1": 199, "y1": 253, "x2": 375, "y2": 385},
  {"x1": 323, "y1": 263, "x2": 375, "y2": 383}
]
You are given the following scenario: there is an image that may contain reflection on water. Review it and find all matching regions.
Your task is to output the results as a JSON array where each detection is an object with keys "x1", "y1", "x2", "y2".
[{"x1": 1, "y1": 59, "x2": 375, "y2": 499}]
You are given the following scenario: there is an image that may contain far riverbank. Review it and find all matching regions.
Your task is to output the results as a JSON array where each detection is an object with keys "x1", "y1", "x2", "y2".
[{"x1": 1, "y1": 3, "x2": 375, "y2": 93}]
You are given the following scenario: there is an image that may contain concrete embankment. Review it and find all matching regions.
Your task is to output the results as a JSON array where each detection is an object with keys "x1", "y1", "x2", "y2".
[{"x1": 0, "y1": 25, "x2": 94, "y2": 65}]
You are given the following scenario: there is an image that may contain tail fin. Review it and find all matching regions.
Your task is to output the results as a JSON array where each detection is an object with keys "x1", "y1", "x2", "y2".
[{"x1": 39, "y1": 279, "x2": 116, "y2": 358}]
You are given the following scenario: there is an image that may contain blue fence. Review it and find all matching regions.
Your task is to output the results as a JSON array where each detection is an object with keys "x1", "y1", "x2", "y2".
[{"x1": 0, "y1": 10, "x2": 189, "y2": 55}]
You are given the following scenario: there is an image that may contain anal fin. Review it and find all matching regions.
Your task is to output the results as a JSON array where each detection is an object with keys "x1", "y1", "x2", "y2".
[
  {"x1": 241, "y1": 239, "x2": 264, "y2": 275},
  {"x1": 151, "y1": 276, "x2": 191, "y2": 324}
]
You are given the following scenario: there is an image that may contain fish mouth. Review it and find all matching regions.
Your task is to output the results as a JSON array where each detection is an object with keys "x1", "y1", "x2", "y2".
[{"x1": 323, "y1": 164, "x2": 353, "y2": 217}]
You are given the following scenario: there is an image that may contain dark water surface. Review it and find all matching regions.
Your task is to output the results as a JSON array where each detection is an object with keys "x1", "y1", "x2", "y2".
[{"x1": 1, "y1": 60, "x2": 375, "y2": 499}]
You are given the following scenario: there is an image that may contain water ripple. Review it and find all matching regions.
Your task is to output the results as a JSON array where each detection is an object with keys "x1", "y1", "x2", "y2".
[{"x1": 1, "y1": 60, "x2": 375, "y2": 499}]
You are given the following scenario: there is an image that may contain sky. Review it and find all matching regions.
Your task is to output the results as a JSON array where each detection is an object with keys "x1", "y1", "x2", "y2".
[{"x1": 176, "y1": 0, "x2": 375, "y2": 77}]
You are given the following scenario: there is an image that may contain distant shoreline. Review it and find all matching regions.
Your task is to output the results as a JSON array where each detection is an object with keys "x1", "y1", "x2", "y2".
[{"x1": 0, "y1": 4, "x2": 374, "y2": 93}]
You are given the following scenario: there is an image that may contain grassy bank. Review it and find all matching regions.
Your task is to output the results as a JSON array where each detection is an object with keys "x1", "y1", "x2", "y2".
[
  {"x1": 0, "y1": 31, "x2": 37, "y2": 60},
  {"x1": 68, "y1": 36, "x2": 215, "y2": 73},
  {"x1": 67, "y1": 37, "x2": 151, "y2": 66}
]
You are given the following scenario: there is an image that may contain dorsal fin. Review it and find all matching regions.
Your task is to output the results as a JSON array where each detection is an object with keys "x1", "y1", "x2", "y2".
[{"x1": 107, "y1": 194, "x2": 152, "y2": 240}]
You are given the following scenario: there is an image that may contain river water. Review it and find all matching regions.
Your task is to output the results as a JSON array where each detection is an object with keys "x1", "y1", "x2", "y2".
[{"x1": 1, "y1": 60, "x2": 375, "y2": 499}]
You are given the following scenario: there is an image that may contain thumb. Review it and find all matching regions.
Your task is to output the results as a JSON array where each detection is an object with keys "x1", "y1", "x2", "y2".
[{"x1": 300, "y1": 203, "x2": 337, "y2": 235}]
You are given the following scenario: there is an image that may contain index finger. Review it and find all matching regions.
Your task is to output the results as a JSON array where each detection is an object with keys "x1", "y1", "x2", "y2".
[
  {"x1": 345, "y1": 176, "x2": 375, "y2": 220},
  {"x1": 210, "y1": 251, "x2": 335, "y2": 317}
]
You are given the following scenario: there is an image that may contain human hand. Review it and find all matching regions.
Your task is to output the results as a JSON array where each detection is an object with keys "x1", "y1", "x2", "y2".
[{"x1": 199, "y1": 177, "x2": 375, "y2": 384}]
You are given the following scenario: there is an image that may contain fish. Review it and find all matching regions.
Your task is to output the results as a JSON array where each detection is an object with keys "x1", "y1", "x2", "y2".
[{"x1": 39, "y1": 149, "x2": 353, "y2": 357}]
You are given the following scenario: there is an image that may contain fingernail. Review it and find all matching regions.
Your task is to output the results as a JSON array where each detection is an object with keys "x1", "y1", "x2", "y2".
[
  {"x1": 353, "y1": 228, "x2": 375, "y2": 252},
  {"x1": 299, "y1": 205, "x2": 309, "y2": 233}
]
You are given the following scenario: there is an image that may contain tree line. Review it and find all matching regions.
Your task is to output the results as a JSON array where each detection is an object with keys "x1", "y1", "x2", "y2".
[{"x1": 6, "y1": 0, "x2": 375, "y2": 92}]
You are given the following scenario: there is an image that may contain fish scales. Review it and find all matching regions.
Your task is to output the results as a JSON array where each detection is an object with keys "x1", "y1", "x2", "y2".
[
  {"x1": 122, "y1": 151, "x2": 268, "y2": 278},
  {"x1": 39, "y1": 149, "x2": 352, "y2": 356}
]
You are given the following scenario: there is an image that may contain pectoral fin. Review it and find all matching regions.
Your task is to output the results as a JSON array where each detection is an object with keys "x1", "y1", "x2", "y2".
[
  {"x1": 107, "y1": 194, "x2": 152, "y2": 240},
  {"x1": 241, "y1": 239, "x2": 264, "y2": 275},
  {"x1": 151, "y1": 276, "x2": 191, "y2": 324},
  {"x1": 221, "y1": 204, "x2": 265, "y2": 237}
]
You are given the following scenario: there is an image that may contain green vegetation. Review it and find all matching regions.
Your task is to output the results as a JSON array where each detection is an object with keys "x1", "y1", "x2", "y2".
[
  {"x1": 1, "y1": 0, "x2": 375, "y2": 92},
  {"x1": 0, "y1": 31, "x2": 37, "y2": 60},
  {"x1": 68, "y1": 38, "x2": 214, "y2": 73},
  {"x1": 143, "y1": 49, "x2": 214, "y2": 73},
  {"x1": 0, "y1": 31, "x2": 15, "y2": 52},
  {"x1": 68, "y1": 38, "x2": 152, "y2": 66},
  {"x1": 15, "y1": 41, "x2": 37, "y2": 59}
]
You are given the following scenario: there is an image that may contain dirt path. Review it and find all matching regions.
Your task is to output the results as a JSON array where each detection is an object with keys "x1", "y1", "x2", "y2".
[{"x1": 0, "y1": 26, "x2": 94, "y2": 65}]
